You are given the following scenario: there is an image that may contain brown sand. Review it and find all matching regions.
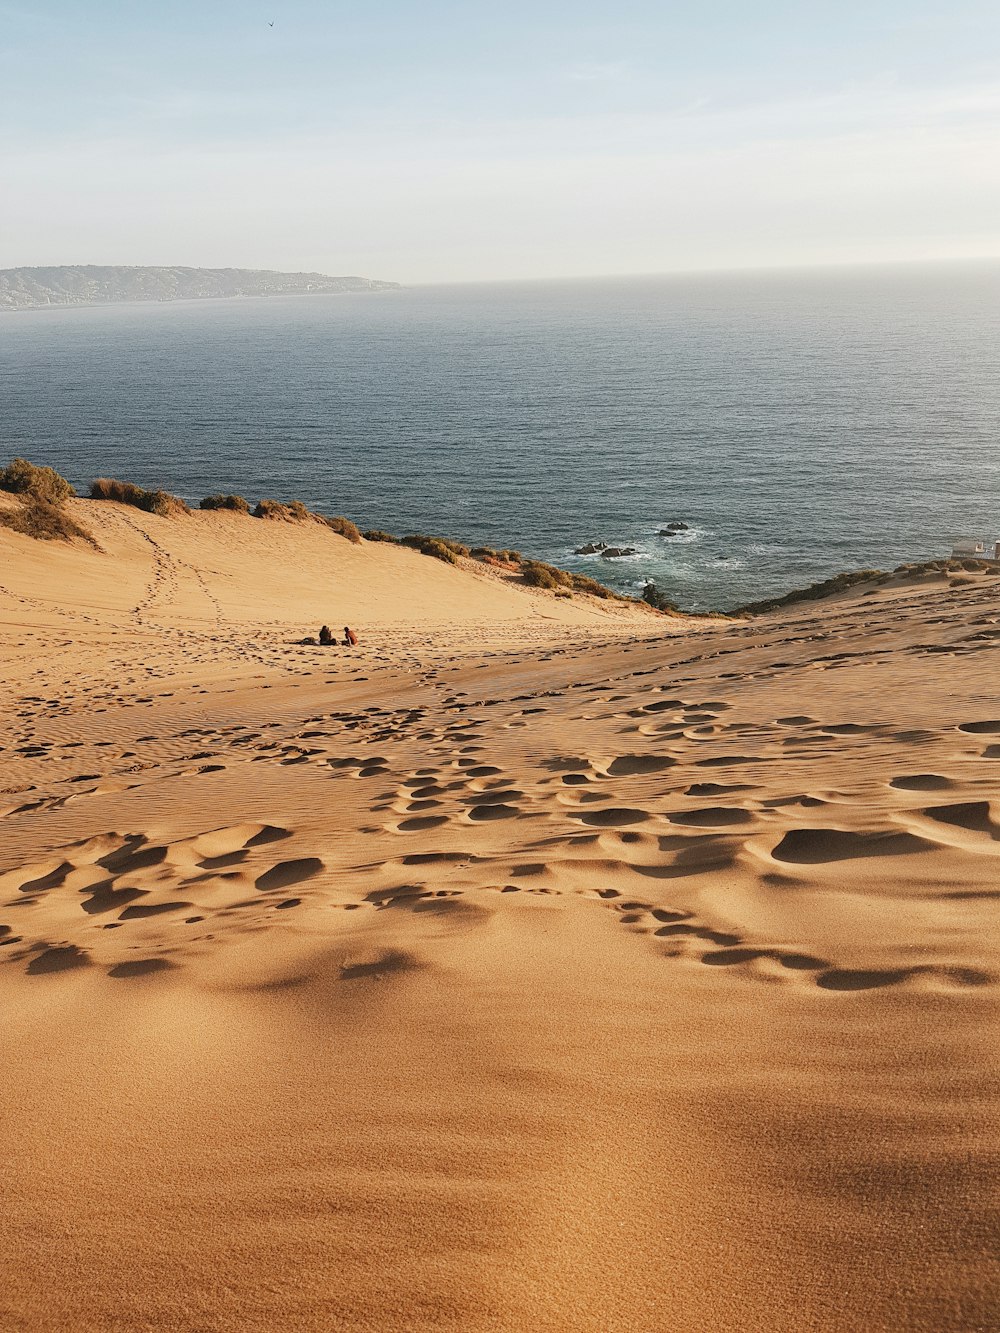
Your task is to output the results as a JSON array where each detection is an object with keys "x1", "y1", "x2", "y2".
[{"x1": 1, "y1": 502, "x2": 998, "y2": 1332}]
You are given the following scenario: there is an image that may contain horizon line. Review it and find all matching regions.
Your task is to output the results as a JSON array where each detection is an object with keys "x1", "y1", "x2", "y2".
[{"x1": 4, "y1": 252, "x2": 1000, "y2": 292}]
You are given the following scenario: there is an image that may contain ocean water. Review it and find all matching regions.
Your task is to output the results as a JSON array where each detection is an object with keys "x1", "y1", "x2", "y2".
[{"x1": 3, "y1": 262, "x2": 1000, "y2": 611}]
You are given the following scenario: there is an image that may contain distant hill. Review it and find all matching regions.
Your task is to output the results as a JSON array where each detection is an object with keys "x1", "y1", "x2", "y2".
[{"x1": 0, "y1": 265, "x2": 400, "y2": 311}]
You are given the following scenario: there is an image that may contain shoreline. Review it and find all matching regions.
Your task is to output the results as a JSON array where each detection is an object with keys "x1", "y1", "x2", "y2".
[{"x1": 2, "y1": 455, "x2": 977, "y2": 618}]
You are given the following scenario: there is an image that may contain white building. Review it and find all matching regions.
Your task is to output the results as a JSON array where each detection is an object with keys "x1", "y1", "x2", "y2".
[{"x1": 951, "y1": 539, "x2": 1000, "y2": 560}]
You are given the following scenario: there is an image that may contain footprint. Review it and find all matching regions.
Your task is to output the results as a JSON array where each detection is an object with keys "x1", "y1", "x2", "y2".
[
  {"x1": 27, "y1": 945, "x2": 90, "y2": 976},
  {"x1": 771, "y1": 828, "x2": 934, "y2": 864},
  {"x1": 701, "y1": 947, "x2": 830, "y2": 971},
  {"x1": 655, "y1": 923, "x2": 741, "y2": 948},
  {"x1": 667, "y1": 807, "x2": 753, "y2": 828},
  {"x1": 686, "y1": 782, "x2": 752, "y2": 797},
  {"x1": 920, "y1": 802, "x2": 997, "y2": 836},
  {"x1": 340, "y1": 949, "x2": 416, "y2": 981},
  {"x1": 108, "y1": 958, "x2": 173, "y2": 978},
  {"x1": 119, "y1": 901, "x2": 192, "y2": 920},
  {"x1": 81, "y1": 885, "x2": 147, "y2": 915},
  {"x1": 815, "y1": 968, "x2": 910, "y2": 991},
  {"x1": 255, "y1": 858, "x2": 324, "y2": 891},
  {"x1": 577, "y1": 808, "x2": 650, "y2": 827},
  {"x1": 605, "y1": 755, "x2": 676, "y2": 776},
  {"x1": 889, "y1": 774, "x2": 953, "y2": 791}
]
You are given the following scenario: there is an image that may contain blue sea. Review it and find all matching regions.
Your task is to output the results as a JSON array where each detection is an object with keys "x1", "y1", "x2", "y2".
[{"x1": 3, "y1": 262, "x2": 1000, "y2": 611}]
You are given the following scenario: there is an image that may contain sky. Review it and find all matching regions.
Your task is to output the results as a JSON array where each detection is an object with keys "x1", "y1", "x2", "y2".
[{"x1": 1, "y1": 1, "x2": 999, "y2": 283}]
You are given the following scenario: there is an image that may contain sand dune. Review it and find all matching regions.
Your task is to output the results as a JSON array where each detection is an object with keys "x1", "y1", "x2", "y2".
[{"x1": 2, "y1": 504, "x2": 999, "y2": 1331}]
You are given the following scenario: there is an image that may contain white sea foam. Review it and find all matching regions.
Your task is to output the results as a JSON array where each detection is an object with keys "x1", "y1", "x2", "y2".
[{"x1": 655, "y1": 525, "x2": 707, "y2": 546}]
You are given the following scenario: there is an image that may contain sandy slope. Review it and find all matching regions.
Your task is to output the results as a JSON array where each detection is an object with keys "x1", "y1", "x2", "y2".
[{"x1": 1, "y1": 506, "x2": 998, "y2": 1332}]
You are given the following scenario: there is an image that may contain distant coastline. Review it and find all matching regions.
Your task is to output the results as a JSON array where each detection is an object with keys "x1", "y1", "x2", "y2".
[{"x1": 0, "y1": 265, "x2": 400, "y2": 312}]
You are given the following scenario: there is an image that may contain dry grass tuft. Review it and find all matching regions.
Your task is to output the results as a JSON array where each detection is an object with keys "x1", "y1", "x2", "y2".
[
  {"x1": 521, "y1": 559, "x2": 572, "y2": 590},
  {"x1": 519, "y1": 558, "x2": 627, "y2": 601},
  {"x1": 363, "y1": 529, "x2": 397, "y2": 544},
  {"x1": 0, "y1": 496, "x2": 98, "y2": 547},
  {"x1": 253, "y1": 498, "x2": 293, "y2": 520},
  {"x1": 254, "y1": 498, "x2": 361, "y2": 541},
  {"x1": 400, "y1": 534, "x2": 465, "y2": 564},
  {"x1": 254, "y1": 499, "x2": 312, "y2": 521},
  {"x1": 90, "y1": 478, "x2": 189, "y2": 516},
  {"x1": 317, "y1": 514, "x2": 362, "y2": 543},
  {"x1": 200, "y1": 494, "x2": 251, "y2": 513}
]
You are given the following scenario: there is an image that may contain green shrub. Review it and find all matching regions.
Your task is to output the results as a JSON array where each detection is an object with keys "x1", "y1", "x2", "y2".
[
  {"x1": 402, "y1": 534, "x2": 470, "y2": 558},
  {"x1": 90, "y1": 477, "x2": 188, "y2": 516},
  {"x1": 254, "y1": 498, "x2": 362, "y2": 541},
  {"x1": 400, "y1": 534, "x2": 461, "y2": 564},
  {"x1": 363, "y1": 529, "x2": 397, "y2": 543},
  {"x1": 641, "y1": 581, "x2": 680, "y2": 612},
  {"x1": 521, "y1": 559, "x2": 571, "y2": 590},
  {"x1": 317, "y1": 514, "x2": 362, "y2": 544},
  {"x1": 254, "y1": 497, "x2": 310, "y2": 521},
  {"x1": 472, "y1": 547, "x2": 522, "y2": 565},
  {"x1": 0, "y1": 496, "x2": 98, "y2": 547},
  {"x1": 518, "y1": 558, "x2": 625, "y2": 600},
  {"x1": 200, "y1": 493, "x2": 250, "y2": 513},
  {"x1": 0, "y1": 458, "x2": 76, "y2": 505},
  {"x1": 734, "y1": 568, "x2": 884, "y2": 615},
  {"x1": 570, "y1": 573, "x2": 623, "y2": 601}
]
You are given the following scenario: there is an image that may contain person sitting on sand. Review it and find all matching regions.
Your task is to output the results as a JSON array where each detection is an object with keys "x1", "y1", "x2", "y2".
[
  {"x1": 319, "y1": 625, "x2": 334, "y2": 646},
  {"x1": 343, "y1": 626, "x2": 358, "y2": 647}
]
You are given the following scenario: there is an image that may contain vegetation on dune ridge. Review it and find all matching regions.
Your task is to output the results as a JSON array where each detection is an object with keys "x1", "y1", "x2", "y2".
[
  {"x1": 731, "y1": 557, "x2": 1000, "y2": 616},
  {"x1": 472, "y1": 545, "x2": 523, "y2": 564},
  {"x1": 252, "y1": 498, "x2": 361, "y2": 542},
  {"x1": 0, "y1": 458, "x2": 649, "y2": 603},
  {"x1": 395, "y1": 538, "x2": 632, "y2": 600},
  {"x1": 200, "y1": 493, "x2": 251, "y2": 513},
  {"x1": 733, "y1": 569, "x2": 890, "y2": 614},
  {"x1": 0, "y1": 496, "x2": 99, "y2": 546},
  {"x1": 400, "y1": 534, "x2": 469, "y2": 564},
  {"x1": 90, "y1": 477, "x2": 190, "y2": 517},
  {"x1": 0, "y1": 458, "x2": 98, "y2": 546},
  {"x1": 254, "y1": 498, "x2": 309, "y2": 521},
  {"x1": 520, "y1": 557, "x2": 632, "y2": 602},
  {"x1": 316, "y1": 514, "x2": 362, "y2": 543},
  {"x1": 0, "y1": 457, "x2": 76, "y2": 505}
]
